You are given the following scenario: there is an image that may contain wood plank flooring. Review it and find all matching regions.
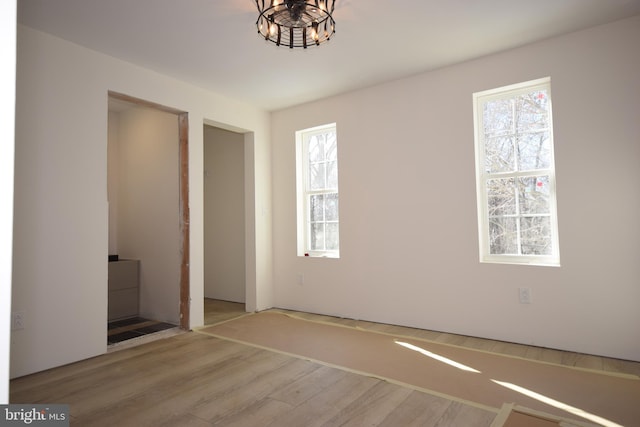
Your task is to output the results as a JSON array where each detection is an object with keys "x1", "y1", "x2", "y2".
[
  {"x1": 204, "y1": 298, "x2": 246, "y2": 325},
  {"x1": 10, "y1": 300, "x2": 640, "y2": 426}
]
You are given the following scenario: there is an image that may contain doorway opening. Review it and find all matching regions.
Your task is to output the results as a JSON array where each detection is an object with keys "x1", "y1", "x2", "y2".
[
  {"x1": 204, "y1": 125, "x2": 246, "y2": 324},
  {"x1": 107, "y1": 92, "x2": 190, "y2": 346}
]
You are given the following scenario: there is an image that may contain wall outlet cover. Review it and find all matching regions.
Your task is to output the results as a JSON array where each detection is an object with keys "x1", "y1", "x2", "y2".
[{"x1": 519, "y1": 287, "x2": 532, "y2": 304}]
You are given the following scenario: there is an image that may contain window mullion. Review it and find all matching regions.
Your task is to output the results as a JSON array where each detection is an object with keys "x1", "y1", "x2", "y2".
[{"x1": 486, "y1": 169, "x2": 551, "y2": 180}]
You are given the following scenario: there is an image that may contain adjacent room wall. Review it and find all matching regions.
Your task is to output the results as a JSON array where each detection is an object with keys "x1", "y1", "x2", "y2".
[
  {"x1": 204, "y1": 126, "x2": 246, "y2": 303},
  {"x1": 107, "y1": 111, "x2": 119, "y2": 255},
  {"x1": 271, "y1": 15, "x2": 640, "y2": 361},
  {"x1": 112, "y1": 108, "x2": 180, "y2": 323},
  {"x1": 12, "y1": 25, "x2": 273, "y2": 378}
]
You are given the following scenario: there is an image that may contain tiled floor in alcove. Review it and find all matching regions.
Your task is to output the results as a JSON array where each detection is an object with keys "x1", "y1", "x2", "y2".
[{"x1": 107, "y1": 317, "x2": 177, "y2": 345}]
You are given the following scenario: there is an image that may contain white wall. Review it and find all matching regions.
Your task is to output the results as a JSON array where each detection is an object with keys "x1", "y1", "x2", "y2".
[
  {"x1": 107, "y1": 111, "x2": 119, "y2": 255},
  {"x1": 271, "y1": 15, "x2": 640, "y2": 361},
  {"x1": 113, "y1": 108, "x2": 180, "y2": 323},
  {"x1": 1, "y1": 0, "x2": 17, "y2": 403},
  {"x1": 204, "y1": 126, "x2": 246, "y2": 303},
  {"x1": 12, "y1": 25, "x2": 273, "y2": 377}
]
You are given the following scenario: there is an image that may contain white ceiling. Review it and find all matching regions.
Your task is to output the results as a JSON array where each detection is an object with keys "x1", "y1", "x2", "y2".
[{"x1": 17, "y1": 0, "x2": 640, "y2": 111}]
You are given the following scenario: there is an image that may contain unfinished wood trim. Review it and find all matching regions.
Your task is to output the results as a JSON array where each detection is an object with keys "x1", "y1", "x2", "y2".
[
  {"x1": 108, "y1": 91, "x2": 184, "y2": 115},
  {"x1": 179, "y1": 112, "x2": 190, "y2": 330}
]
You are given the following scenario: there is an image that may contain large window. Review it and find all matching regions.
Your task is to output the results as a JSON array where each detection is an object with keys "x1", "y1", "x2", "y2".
[
  {"x1": 296, "y1": 123, "x2": 339, "y2": 258},
  {"x1": 473, "y1": 78, "x2": 560, "y2": 266}
]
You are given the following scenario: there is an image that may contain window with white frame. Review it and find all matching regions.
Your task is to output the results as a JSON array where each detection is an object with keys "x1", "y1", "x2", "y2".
[
  {"x1": 473, "y1": 77, "x2": 560, "y2": 266},
  {"x1": 296, "y1": 123, "x2": 339, "y2": 258}
]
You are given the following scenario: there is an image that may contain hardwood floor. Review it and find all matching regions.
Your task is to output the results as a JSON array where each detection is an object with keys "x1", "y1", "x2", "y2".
[
  {"x1": 10, "y1": 300, "x2": 640, "y2": 426},
  {"x1": 204, "y1": 298, "x2": 246, "y2": 325}
]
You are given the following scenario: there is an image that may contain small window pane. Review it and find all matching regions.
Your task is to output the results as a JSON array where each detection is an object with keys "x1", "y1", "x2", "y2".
[
  {"x1": 310, "y1": 223, "x2": 324, "y2": 250},
  {"x1": 326, "y1": 133, "x2": 337, "y2": 160},
  {"x1": 326, "y1": 223, "x2": 339, "y2": 250},
  {"x1": 521, "y1": 216, "x2": 552, "y2": 255},
  {"x1": 516, "y1": 91, "x2": 549, "y2": 132},
  {"x1": 309, "y1": 163, "x2": 326, "y2": 190},
  {"x1": 518, "y1": 176, "x2": 550, "y2": 215},
  {"x1": 309, "y1": 137, "x2": 323, "y2": 162},
  {"x1": 517, "y1": 132, "x2": 551, "y2": 171},
  {"x1": 489, "y1": 217, "x2": 518, "y2": 254},
  {"x1": 325, "y1": 193, "x2": 339, "y2": 221},
  {"x1": 327, "y1": 160, "x2": 338, "y2": 189},
  {"x1": 485, "y1": 136, "x2": 515, "y2": 173},
  {"x1": 487, "y1": 178, "x2": 516, "y2": 216},
  {"x1": 310, "y1": 195, "x2": 324, "y2": 221},
  {"x1": 484, "y1": 99, "x2": 513, "y2": 136}
]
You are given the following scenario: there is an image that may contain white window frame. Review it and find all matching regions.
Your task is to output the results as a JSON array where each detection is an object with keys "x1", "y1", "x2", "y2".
[
  {"x1": 473, "y1": 77, "x2": 560, "y2": 266},
  {"x1": 296, "y1": 123, "x2": 340, "y2": 258}
]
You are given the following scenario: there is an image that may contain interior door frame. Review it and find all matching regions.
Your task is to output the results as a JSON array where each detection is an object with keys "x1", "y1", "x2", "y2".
[{"x1": 108, "y1": 91, "x2": 190, "y2": 330}]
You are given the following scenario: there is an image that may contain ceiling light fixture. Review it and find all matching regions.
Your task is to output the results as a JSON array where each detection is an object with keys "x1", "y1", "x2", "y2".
[{"x1": 256, "y1": 0, "x2": 336, "y2": 49}]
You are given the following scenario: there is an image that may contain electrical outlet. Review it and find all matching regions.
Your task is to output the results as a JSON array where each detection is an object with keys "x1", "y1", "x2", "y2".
[
  {"x1": 12, "y1": 311, "x2": 25, "y2": 330},
  {"x1": 297, "y1": 274, "x2": 304, "y2": 286},
  {"x1": 519, "y1": 287, "x2": 532, "y2": 304}
]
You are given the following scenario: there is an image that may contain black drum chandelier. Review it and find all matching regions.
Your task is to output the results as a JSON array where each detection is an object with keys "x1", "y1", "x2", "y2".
[{"x1": 256, "y1": 0, "x2": 336, "y2": 49}]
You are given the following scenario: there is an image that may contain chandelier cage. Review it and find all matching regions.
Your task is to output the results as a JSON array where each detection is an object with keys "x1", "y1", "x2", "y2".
[{"x1": 255, "y1": 0, "x2": 336, "y2": 49}]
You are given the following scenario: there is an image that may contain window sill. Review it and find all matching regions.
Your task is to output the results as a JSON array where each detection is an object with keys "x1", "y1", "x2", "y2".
[
  {"x1": 301, "y1": 253, "x2": 340, "y2": 259},
  {"x1": 480, "y1": 256, "x2": 560, "y2": 267}
]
